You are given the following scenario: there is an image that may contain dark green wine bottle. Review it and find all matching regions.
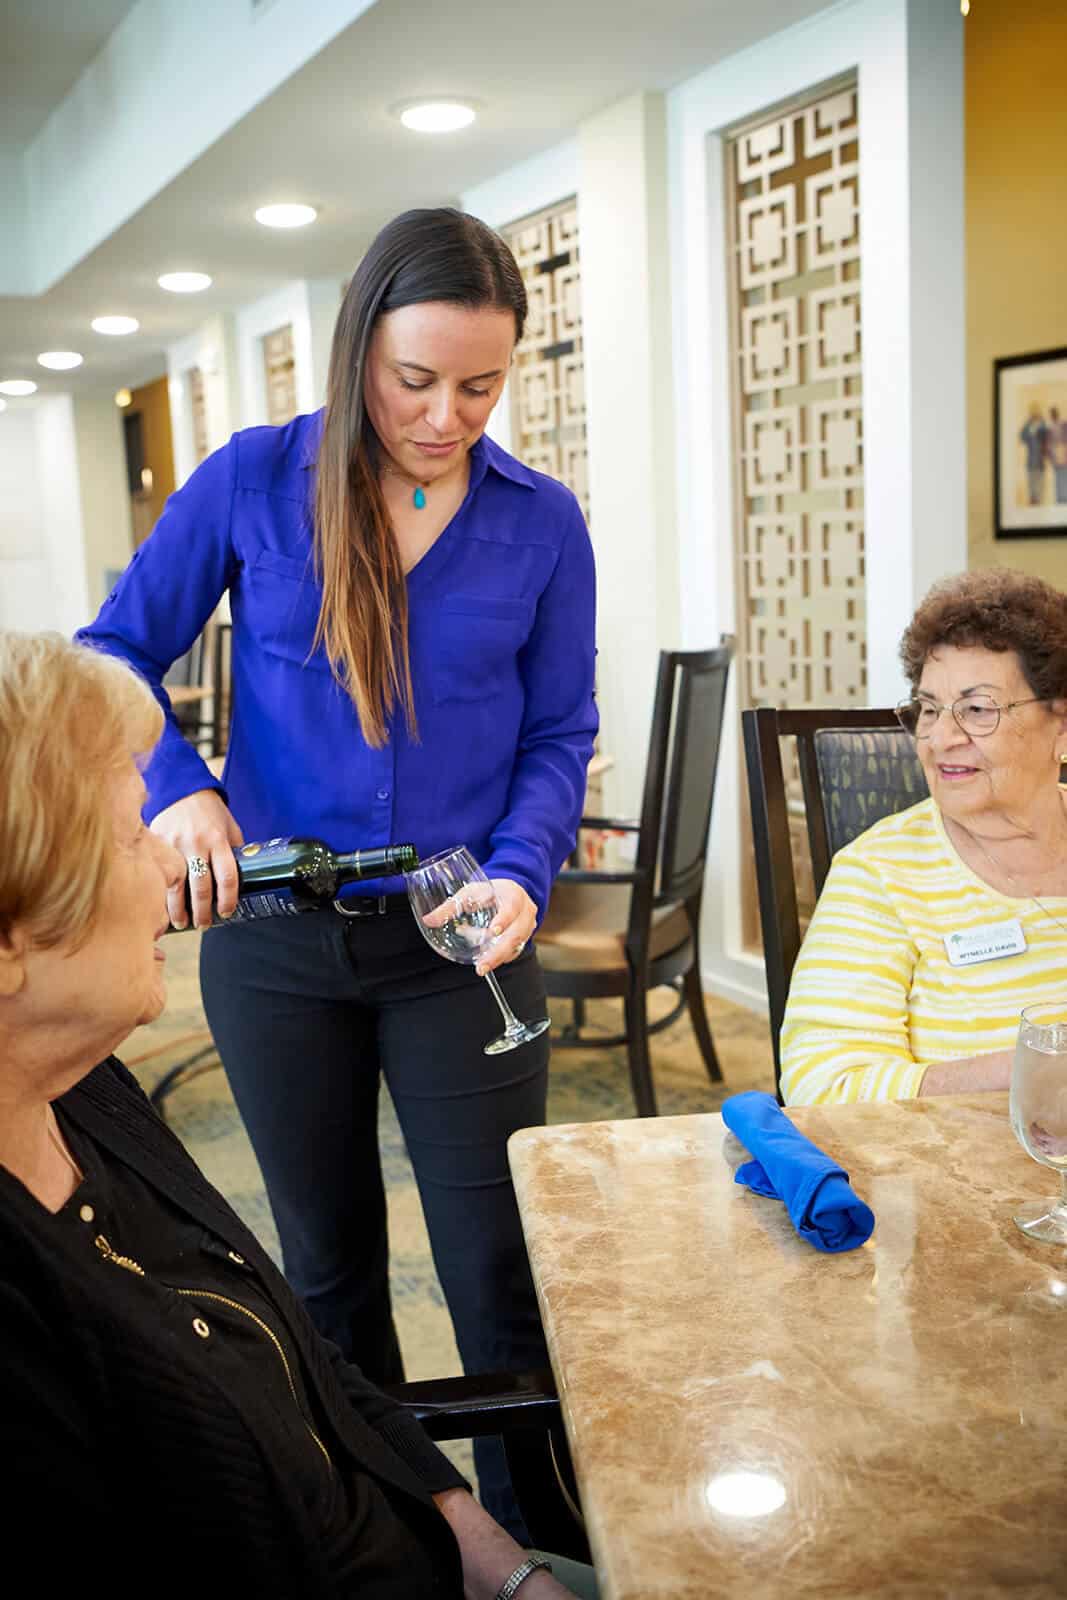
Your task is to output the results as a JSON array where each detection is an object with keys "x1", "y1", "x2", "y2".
[{"x1": 173, "y1": 837, "x2": 419, "y2": 930}]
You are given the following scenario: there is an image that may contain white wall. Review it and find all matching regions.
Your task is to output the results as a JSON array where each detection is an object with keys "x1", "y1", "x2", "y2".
[
  {"x1": 669, "y1": 0, "x2": 966, "y2": 1007},
  {"x1": 0, "y1": 407, "x2": 52, "y2": 630},
  {"x1": 35, "y1": 395, "x2": 91, "y2": 636},
  {"x1": 0, "y1": 391, "x2": 129, "y2": 633},
  {"x1": 73, "y1": 389, "x2": 134, "y2": 611},
  {"x1": 579, "y1": 92, "x2": 679, "y2": 818}
]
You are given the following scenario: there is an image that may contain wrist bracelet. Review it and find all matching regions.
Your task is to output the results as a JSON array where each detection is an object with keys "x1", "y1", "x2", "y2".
[{"x1": 494, "y1": 1555, "x2": 553, "y2": 1599}]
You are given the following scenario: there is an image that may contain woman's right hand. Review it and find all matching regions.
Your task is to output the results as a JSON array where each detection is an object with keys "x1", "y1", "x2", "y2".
[{"x1": 150, "y1": 789, "x2": 245, "y2": 929}]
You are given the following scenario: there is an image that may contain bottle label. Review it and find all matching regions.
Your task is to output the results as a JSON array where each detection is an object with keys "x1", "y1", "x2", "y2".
[
  {"x1": 237, "y1": 837, "x2": 291, "y2": 863},
  {"x1": 228, "y1": 888, "x2": 304, "y2": 921}
]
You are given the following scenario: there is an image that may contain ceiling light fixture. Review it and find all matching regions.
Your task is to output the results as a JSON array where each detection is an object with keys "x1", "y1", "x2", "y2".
[
  {"x1": 395, "y1": 99, "x2": 478, "y2": 134},
  {"x1": 158, "y1": 271, "x2": 213, "y2": 294},
  {"x1": 92, "y1": 315, "x2": 140, "y2": 336},
  {"x1": 0, "y1": 378, "x2": 37, "y2": 396},
  {"x1": 37, "y1": 351, "x2": 84, "y2": 371},
  {"x1": 254, "y1": 203, "x2": 318, "y2": 229},
  {"x1": 115, "y1": 388, "x2": 133, "y2": 408}
]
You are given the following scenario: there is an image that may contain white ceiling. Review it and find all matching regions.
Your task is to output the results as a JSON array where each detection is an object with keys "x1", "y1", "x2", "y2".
[
  {"x1": 0, "y1": 0, "x2": 139, "y2": 143},
  {"x1": 0, "y1": 0, "x2": 832, "y2": 400}
]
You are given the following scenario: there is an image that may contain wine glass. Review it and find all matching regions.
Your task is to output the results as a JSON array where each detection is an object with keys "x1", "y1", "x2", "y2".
[
  {"x1": 406, "y1": 845, "x2": 550, "y2": 1056},
  {"x1": 1010, "y1": 1001, "x2": 1067, "y2": 1243}
]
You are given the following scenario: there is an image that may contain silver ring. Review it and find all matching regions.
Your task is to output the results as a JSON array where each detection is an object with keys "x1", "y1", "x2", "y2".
[{"x1": 186, "y1": 855, "x2": 210, "y2": 880}]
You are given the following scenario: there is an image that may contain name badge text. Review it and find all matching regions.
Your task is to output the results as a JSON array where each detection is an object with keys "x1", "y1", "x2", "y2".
[{"x1": 943, "y1": 919, "x2": 1027, "y2": 968}]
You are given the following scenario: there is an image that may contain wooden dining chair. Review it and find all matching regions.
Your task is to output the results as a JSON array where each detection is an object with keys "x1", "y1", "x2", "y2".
[
  {"x1": 390, "y1": 1368, "x2": 589, "y2": 1562},
  {"x1": 741, "y1": 706, "x2": 928, "y2": 1098},
  {"x1": 536, "y1": 641, "x2": 735, "y2": 1117}
]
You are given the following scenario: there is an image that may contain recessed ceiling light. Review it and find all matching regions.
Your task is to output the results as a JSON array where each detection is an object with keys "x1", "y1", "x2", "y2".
[
  {"x1": 396, "y1": 99, "x2": 478, "y2": 134},
  {"x1": 91, "y1": 315, "x2": 139, "y2": 336},
  {"x1": 37, "y1": 351, "x2": 84, "y2": 371},
  {"x1": 0, "y1": 379, "x2": 37, "y2": 396},
  {"x1": 158, "y1": 271, "x2": 213, "y2": 294},
  {"x1": 254, "y1": 203, "x2": 317, "y2": 229},
  {"x1": 115, "y1": 388, "x2": 132, "y2": 408}
]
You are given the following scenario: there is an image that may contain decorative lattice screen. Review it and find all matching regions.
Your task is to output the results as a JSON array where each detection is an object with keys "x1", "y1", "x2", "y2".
[
  {"x1": 262, "y1": 324, "x2": 297, "y2": 426},
  {"x1": 502, "y1": 199, "x2": 589, "y2": 524},
  {"x1": 726, "y1": 83, "x2": 865, "y2": 928},
  {"x1": 501, "y1": 199, "x2": 603, "y2": 852},
  {"x1": 729, "y1": 82, "x2": 865, "y2": 711},
  {"x1": 188, "y1": 366, "x2": 210, "y2": 464}
]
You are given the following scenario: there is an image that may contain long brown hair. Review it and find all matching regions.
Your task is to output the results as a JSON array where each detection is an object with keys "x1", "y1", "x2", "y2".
[{"x1": 313, "y1": 208, "x2": 527, "y2": 746}]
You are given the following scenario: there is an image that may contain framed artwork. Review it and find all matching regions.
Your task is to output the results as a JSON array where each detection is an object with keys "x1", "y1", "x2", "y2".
[{"x1": 994, "y1": 347, "x2": 1067, "y2": 539}]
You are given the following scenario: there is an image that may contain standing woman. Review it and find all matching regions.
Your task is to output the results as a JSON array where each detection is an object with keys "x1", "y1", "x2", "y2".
[{"x1": 77, "y1": 208, "x2": 598, "y2": 1536}]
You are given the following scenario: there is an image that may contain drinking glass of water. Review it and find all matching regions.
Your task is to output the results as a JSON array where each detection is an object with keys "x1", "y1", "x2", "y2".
[
  {"x1": 1010, "y1": 1001, "x2": 1067, "y2": 1244},
  {"x1": 406, "y1": 845, "x2": 550, "y2": 1056}
]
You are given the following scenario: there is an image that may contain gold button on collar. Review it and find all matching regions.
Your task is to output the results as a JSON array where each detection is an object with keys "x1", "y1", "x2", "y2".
[
  {"x1": 79, "y1": 1204, "x2": 95, "y2": 1223},
  {"x1": 192, "y1": 1317, "x2": 210, "y2": 1339}
]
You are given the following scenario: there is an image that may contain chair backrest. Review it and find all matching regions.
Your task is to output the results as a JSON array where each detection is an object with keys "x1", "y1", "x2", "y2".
[
  {"x1": 211, "y1": 619, "x2": 233, "y2": 757},
  {"x1": 742, "y1": 706, "x2": 927, "y2": 1096},
  {"x1": 630, "y1": 640, "x2": 735, "y2": 937},
  {"x1": 164, "y1": 632, "x2": 205, "y2": 690}
]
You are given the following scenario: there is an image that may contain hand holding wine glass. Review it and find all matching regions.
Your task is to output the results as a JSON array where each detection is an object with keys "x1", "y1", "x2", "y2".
[
  {"x1": 1010, "y1": 1001, "x2": 1067, "y2": 1244},
  {"x1": 406, "y1": 846, "x2": 549, "y2": 1056}
]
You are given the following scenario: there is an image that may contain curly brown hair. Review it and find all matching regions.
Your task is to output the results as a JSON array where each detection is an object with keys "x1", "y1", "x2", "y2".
[{"x1": 899, "y1": 569, "x2": 1067, "y2": 700}]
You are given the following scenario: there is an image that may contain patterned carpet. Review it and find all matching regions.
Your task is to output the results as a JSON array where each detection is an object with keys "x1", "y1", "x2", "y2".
[{"x1": 122, "y1": 925, "x2": 773, "y2": 1482}]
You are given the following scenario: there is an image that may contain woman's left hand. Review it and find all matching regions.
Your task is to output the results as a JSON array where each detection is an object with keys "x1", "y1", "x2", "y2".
[{"x1": 477, "y1": 878, "x2": 538, "y2": 975}]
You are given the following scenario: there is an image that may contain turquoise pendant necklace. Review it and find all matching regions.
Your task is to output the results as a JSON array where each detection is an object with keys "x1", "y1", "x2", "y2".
[{"x1": 380, "y1": 458, "x2": 429, "y2": 509}]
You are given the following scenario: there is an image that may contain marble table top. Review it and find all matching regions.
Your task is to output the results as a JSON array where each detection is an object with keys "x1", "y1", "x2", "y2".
[{"x1": 509, "y1": 1095, "x2": 1067, "y2": 1598}]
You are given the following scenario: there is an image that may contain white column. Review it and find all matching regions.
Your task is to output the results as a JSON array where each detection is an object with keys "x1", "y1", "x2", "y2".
[
  {"x1": 34, "y1": 395, "x2": 91, "y2": 635},
  {"x1": 580, "y1": 91, "x2": 680, "y2": 818},
  {"x1": 307, "y1": 277, "x2": 345, "y2": 408},
  {"x1": 72, "y1": 388, "x2": 134, "y2": 609},
  {"x1": 167, "y1": 315, "x2": 241, "y2": 487}
]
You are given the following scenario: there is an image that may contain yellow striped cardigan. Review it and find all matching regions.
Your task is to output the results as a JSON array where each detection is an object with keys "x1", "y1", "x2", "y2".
[{"x1": 779, "y1": 797, "x2": 1067, "y2": 1105}]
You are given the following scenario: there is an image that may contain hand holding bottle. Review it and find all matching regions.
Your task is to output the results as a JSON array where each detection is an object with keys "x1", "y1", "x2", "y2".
[{"x1": 150, "y1": 788, "x2": 245, "y2": 929}]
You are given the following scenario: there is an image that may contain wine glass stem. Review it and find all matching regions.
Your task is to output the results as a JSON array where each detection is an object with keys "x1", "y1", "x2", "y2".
[{"x1": 483, "y1": 970, "x2": 523, "y2": 1033}]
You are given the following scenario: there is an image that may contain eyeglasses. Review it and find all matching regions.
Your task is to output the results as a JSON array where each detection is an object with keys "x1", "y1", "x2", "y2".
[{"x1": 895, "y1": 694, "x2": 1046, "y2": 739}]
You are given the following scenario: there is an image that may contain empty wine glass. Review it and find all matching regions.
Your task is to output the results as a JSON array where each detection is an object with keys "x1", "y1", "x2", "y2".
[
  {"x1": 406, "y1": 845, "x2": 550, "y2": 1056},
  {"x1": 1010, "y1": 1001, "x2": 1067, "y2": 1244}
]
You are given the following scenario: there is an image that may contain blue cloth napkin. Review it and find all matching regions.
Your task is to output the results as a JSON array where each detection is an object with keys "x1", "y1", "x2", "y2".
[{"x1": 720, "y1": 1091, "x2": 875, "y2": 1253}]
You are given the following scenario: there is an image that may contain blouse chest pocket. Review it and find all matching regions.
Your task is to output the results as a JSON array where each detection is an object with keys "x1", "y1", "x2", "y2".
[
  {"x1": 249, "y1": 550, "x2": 332, "y2": 674},
  {"x1": 431, "y1": 593, "x2": 534, "y2": 705}
]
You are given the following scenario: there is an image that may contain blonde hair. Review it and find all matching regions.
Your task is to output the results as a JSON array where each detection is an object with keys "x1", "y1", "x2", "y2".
[{"x1": 0, "y1": 632, "x2": 163, "y2": 949}]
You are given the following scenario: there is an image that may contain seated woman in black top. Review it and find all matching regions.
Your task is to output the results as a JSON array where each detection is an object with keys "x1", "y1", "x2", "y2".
[{"x1": 0, "y1": 631, "x2": 590, "y2": 1598}]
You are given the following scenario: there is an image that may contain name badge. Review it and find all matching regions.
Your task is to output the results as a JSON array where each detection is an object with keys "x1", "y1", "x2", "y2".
[{"x1": 943, "y1": 918, "x2": 1027, "y2": 968}]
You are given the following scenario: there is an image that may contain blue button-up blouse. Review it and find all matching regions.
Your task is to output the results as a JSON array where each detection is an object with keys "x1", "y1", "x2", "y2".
[{"x1": 77, "y1": 412, "x2": 598, "y2": 914}]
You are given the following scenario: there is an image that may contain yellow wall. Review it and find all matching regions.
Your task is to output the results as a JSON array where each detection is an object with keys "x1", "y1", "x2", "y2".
[
  {"x1": 967, "y1": 0, "x2": 1067, "y2": 581},
  {"x1": 128, "y1": 374, "x2": 176, "y2": 544}
]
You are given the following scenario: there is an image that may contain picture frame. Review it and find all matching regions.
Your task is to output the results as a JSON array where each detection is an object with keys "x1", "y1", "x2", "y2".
[{"x1": 994, "y1": 347, "x2": 1067, "y2": 539}]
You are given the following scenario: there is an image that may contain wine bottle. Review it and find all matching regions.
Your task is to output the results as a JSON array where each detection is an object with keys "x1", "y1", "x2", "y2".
[{"x1": 170, "y1": 837, "x2": 419, "y2": 930}]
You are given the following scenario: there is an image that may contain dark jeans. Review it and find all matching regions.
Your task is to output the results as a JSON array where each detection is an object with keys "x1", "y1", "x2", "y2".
[{"x1": 199, "y1": 899, "x2": 550, "y2": 1540}]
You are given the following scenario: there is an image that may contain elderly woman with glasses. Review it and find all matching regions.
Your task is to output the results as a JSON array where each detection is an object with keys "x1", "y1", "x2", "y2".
[{"x1": 780, "y1": 568, "x2": 1067, "y2": 1105}]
